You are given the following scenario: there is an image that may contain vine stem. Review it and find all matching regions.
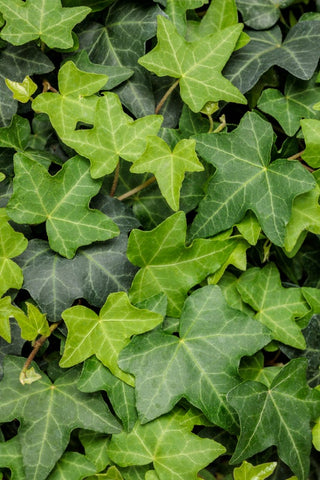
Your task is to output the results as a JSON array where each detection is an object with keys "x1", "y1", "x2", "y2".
[
  {"x1": 110, "y1": 161, "x2": 120, "y2": 197},
  {"x1": 19, "y1": 321, "x2": 62, "y2": 385},
  {"x1": 155, "y1": 79, "x2": 180, "y2": 114},
  {"x1": 287, "y1": 150, "x2": 305, "y2": 160},
  {"x1": 117, "y1": 176, "x2": 156, "y2": 201}
]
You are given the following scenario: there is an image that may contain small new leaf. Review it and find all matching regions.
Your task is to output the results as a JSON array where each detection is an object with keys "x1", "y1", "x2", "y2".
[
  {"x1": 5, "y1": 75, "x2": 37, "y2": 103},
  {"x1": 0, "y1": 0, "x2": 90, "y2": 49},
  {"x1": 130, "y1": 137, "x2": 203, "y2": 210},
  {"x1": 138, "y1": 16, "x2": 246, "y2": 112},
  {"x1": 6, "y1": 154, "x2": 119, "y2": 258},
  {"x1": 60, "y1": 291, "x2": 163, "y2": 386},
  {"x1": 233, "y1": 460, "x2": 277, "y2": 480}
]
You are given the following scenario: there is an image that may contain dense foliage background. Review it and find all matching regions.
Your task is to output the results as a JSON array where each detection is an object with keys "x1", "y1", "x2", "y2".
[{"x1": 1, "y1": 0, "x2": 320, "y2": 479}]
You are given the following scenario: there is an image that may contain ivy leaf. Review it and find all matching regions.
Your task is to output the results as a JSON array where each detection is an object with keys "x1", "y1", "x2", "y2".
[
  {"x1": 284, "y1": 172, "x2": 320, "y2": 255},
  {"x1": 78, "y1": 356, "x2": 137, "y2": 431},
  {"x1": 79, "y1": 430, "x2": 110, "y2": 473},
  {"x1": 0, "y1": 0, "x2": 90, "y2": 49},
  {"x1": 224, "y1": 22, "x2": 320, "y2": 93},
  {"x1": 47, "y1": 452, "x2": 96, "y2": 480},
  {"x1": 190, "y1": 112, "x2": 315, "y2": 245},
  {"x1": 0, "y1": 436, "x2": 25, "y2": 480},
  {"x1": 77, "y1": 0, "x2": 162, "y2": 118},
  {"x1": 32, "y1": 61, "x2": 108, "y2": 138},
  {"x1": 0, "y1": 43, "x2": 53, "y2": 126},
  {"x1": 130, "y1": 137, "x2": 203, "y2": 210},
  {"x1": 15, "y1": 234, "x2": 137, "y2": 321},
  {"x1": 5, "y1": 75, "x2": 37, "y2": 104},
  {"x1": 257, "y1": 74, "x2": 320, "y2": 136},
  {"x1": 0, "y1": 114, "x2": 31, "y2": 150},
  {"x1": 60, "y1": 291, "x2": 163, "y2": 385},
  {"x1": 0, "y1": 296, "x2": 22, "y2": 342},
  {"x1": 236, "y1": 263, "x2": 309, "y2": 348},
  {"x1": 13, "y1": 302, "x2": 50, "y2": 341},
  {"x1": 164, "y1": 0, "x2": 208, "y2": 36},
  {"x1": 64, "y1": 93, "x2": 163, "y2": 178},
  {"x1": 0, "y1": 356, "x2": 121, "y2": 480},
  {"x1": 119, "y1": 285, "x2": 270, "y2": 430},
  {"x1": 235, "y1": 0, "x2": 295, "y2": 30},
  {"x1": 0, "y1": 207, "x2": 27, "y2": 297},
  {"x1": 301, "y1": 119, "x2": 320, "y2": 168},
  {"x1": 233, "y1": 460, "x2": 277, "y2": 480},
  {"x1": 138, "y1": 16, "x2": 246, "y2": 112},
  {"x1": 6, "y1": 154, "x2": 119, "y2": 258},
  {"x1": 0, "y1": 319, "x2": 25, "y2": 377},
  {"x1": 108, "y1": 408, "x2": 226, "y2": 480},
  {"x1": 228, "y1": 358, "x2": 320, "y2": 480},
  {"x1": 127, "y1": 211, "x2": 237, "y2": 317},
  {"x1": 68, "y1": 50, "x2": 133, "y2": 90}
]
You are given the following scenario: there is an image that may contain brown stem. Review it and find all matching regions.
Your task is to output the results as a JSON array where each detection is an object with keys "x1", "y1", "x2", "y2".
[
  {"x1": 20, "y1": 321, "x2": 62, "y2": 385},
  {"x1": 155, "y1": 79, "x2": 180, "y2": 114},
  {"x1": 117, "y1": 176, "x2": 156, "y2": 201},
  {"x1": 110, "y1": 161, "x2": 120, "y2": 197},
  {"x1": 42, "y1": 79, "x2": 58, "y2": 93},
  {"x1": 287, "y1": 150, "x2": 305, "y2": 161},
  {"x1": 287, "y1": 149, "x2": 314, "y2": 172}
]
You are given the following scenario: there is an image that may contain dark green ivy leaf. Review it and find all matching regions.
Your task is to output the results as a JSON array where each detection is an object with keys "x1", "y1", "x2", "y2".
[
  {"x1": 235, "y1": 0, "x2": 296, "y2": 30},
  {"x1": 224, "y1": 21, "x2": 320, "y2": 93}
]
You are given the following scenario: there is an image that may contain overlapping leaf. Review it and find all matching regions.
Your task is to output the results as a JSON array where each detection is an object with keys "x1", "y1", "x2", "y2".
[
  {"x1": 127, "y1": 211, "x2": 238, "y2": 317},
  {"x1": 0, "y1": 207, "x2": 27, "y2": 297},
  {"x1": 79, "y1": 430, "x2": 110, "y2": 473},
  {"x1": 78, "y1": 356, "x2": 137, "y2": 431},
  {"x1": 233, "y1": 460, "x2": 277, "y2": 480},
  {"x1": 0, "y1": 436, "x2": 25, "y2": 480},
  {"x1": 224, "y1": 21, "x2": 320, "y2": 93},
  {"x1": 258, "y1": 74, "x2": 320, "y2": 136},
  {"x1": 119, "y1": 285, "x2": 270, "y2": 430},
  {"x1": 60, "y1": 292, "x2": 163, "y2": 385},
  {"x1": 108, "y1": 408, "x2": 226, "y2": 480},
  {"x1": 301, "y1": 119, "x2": 320, "y2": 168},
  {"x1": 138, "y1": 16, "x2": 246, "y2": 112},
  {"x1": 47, "y1": 452, "x2": 96, "y2": 480},
  {"x1": 236, "y1": 263, "x2": 309, "y2": 348},
  {"x1": 164, "y1": 0, "x2": 208, "y2": 36},
  {"x1": 77, "y1": 0, "x2": 162, "y2": 117},
  {"x1": 15, "y1": 197, "x2": 139, "y2": 321},
  {"x1": 190, "y1": 112, "x2": 315, "y2": 245},
  {"x1": 235, "y1": 0, "x2": 295, "y2": 30},
  {"x1": 0, "y1": 356, "x2": 120, "y2": 480},
  {"x1": 130, "y1": 137, "x2": 203, "y2": 210},
  {"x1": 0, "y1": 43, "x2": 53, "y2": 126},
  {"x1": 0, "y1": 0, "x2": 90, "y2": 49},
  {"x1": 6, "y1": 154, "x2": 119, "y2": 258},
  {"x1": 228, "y1": 358, "x2": 320, "y2": 480}
]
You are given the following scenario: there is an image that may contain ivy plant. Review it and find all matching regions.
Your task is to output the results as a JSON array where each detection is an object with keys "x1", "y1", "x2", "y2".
[{"x1": 0, "y1": 0, "x2": 320, "y2": 479}]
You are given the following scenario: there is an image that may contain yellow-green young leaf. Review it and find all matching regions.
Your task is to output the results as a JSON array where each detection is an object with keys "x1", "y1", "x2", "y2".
[
  {"x1": 60, "y1": 291, "x2": 163, "y2": 386},
  {"x1": 0, "y1": 356, "x2": 120, "y2": 480},
  {"x1": 190, "y1": 112, "x2": 315, "y2": 245},
  {"x1": 236, "y1": 263, "x2": 309, "y2": 349},
  {"x1": 128, "y1": 211, "x2": 239, "y2": 317},
  {"x1": 228, "y1": 359, "x2": 320, "y2": 480},
  {"x1": 19, "y1": 366, "x2": 42, "y2": 385},
  {"x1": 0, "y1": 0, "x2": 90, "y2": 49},
  {"x1": 0, "y1": 296, "x2": 24, "y2": 343},
  {"x1": 5, "y1": 75, "x2": 37, "y2": 103},
  {"x1": 85, "y1": 466, "x2": 124, "y2": 480},
  {"x1": 0, "y1": 208, "x2": 27, "y2": 297},
  {"x1": 119, "y1": 285, "x2": 270, "y2": 430},
  {"x1": 6, "y1": 154, "x2": 119, "y2": 258},
  {"x1": 14, "y1": 302, "x2": 50, "y2": 341},
  {"x1": 301, "y1": 119, "x2": 320, "y2": 168},
  {"x1": 233, "y1": 460, "x2": 277, "y2": 480},
  {"x1": 312, "y1": 416, "x2": 320, "y2": 451},
  {"x1": 138, "y1": 16, "x2": 246, "y2": 112},
  {"x1": 0, "y1": 172, "x2": 4, "y2": 182},
  {"x1": 130, "y1": 137, "x2": 203, "y2": 211},
  {"x1": 108, "y1": 408, "x2": 226, "y2": 480},
  {"x1": 284, "y1": 172, "x2": 320, "y2": 255}
]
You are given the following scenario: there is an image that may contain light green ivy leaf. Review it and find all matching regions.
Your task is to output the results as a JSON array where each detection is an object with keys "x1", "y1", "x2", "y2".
[
  {"x1": 233, "y1": 460, "x2": 277, "y2": 480},
  {"x1": 108, "y1": 408, "x2": 226, "y2": 480},
  {"x1": 301, "y1": 118, "x2": 320, "y2": 168},
  {"x1": 130, "y1": 137, "x2": 203, "y2": 211},
  {"x1": 139, "y1": 16, "x2": 246, "y2": 112},
  {"x1": 6, "y1": 154, "x2": 119, "y2": 258},
  {"x1": 13, "y1": 302, "x2": 50, "y2": 341},
  {"x1": 0, "y1": 207, "x2": 27, "y2": 297},
  {"x1": 60, "y1": 291, "x2": 163, "y2": 386},
  {"x1": 236, "y1": 263, "x2": 309, "y2": 348},
  {"x1": 127, "y1": 211, "x2": 238, "y2": 317},
  {"x1": 5, "y1": 75, "x2": 37, "y2": 103},
  {"x1": 0, "y1": 0, "x2": 90, "y2": 49}
]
